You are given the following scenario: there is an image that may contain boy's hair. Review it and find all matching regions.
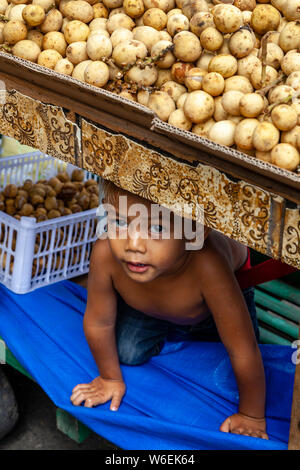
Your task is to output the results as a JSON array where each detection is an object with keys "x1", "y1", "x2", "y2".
[{"x1": 101, "y1": 178, "x2": 146, "y2": 205}]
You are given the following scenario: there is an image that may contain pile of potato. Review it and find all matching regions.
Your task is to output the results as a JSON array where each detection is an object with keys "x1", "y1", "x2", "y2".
[
  {"x1": 0, "y1": 168, "x2": 99, "y2": 221},
  {"x1": 0, "y1": 0, "x2": 300, "y2": 172}
]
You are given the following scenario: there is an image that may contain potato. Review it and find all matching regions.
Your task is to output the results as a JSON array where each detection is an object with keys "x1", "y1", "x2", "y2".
[
  {"x1": 64, "y1": 20, "x2": 90, "y2": 44},
  {"x1": 143, "y1": 8, "x2": 167, "y2": 30},
  {"x1": 123, "y1": 0, "x2": 144, "y2": 18},
  {"x1": 176, "y1": 91, "x2": 188, "y2": 109},
  {"x1": 281, "y1": 53, "x2": 300, "y2": 76},
  {"x1": 37, "y1": 48, "x2": 62, "y2": 68},
  {"x1": 271, "y1": 104, "x2": 298, "y2": 132},
  {"x1": 268, "y1": 85, "x2": 294, "y2": 104},
  {"x1": 40, "y1": 9, "x2": 63, "y2": 34},
  {"x1": 271, "y1": 143, "x2": 300, "y2": 171},
  {"x1": 0, "y1": 0, "x2": 8, "y2": 15},
  {"x1": 161, "y1": 80, "x2": 187, "y2": 102},
  {"x1": 113, "y1": 38, "x2": 147, "y2": 66},
  {"x1": 32, "y1": 0, "x2": 55, "y2": 11},
  {"x1": 22, "y1": 4, "x2": 45, "y2": 26},
  {"x1": 286, "y1": 72, "x2": 300, "y2": 91},
  {"x1": 103, "y1": 0, "x2": 123, "y2": 8},
  {"x1": 93, "y1": 2, "x2": 109, "y2": 18},
  {"x1": 12, "y1": 39, "x2": 41, "y2": 62},
  {"x1": 132, "y1": 26, "x2": 159, "y2": 51},
  {"x1": 224, "y1": 75, "x2": 253, "y2": 93},
  {"x1": 106, "y1": 13, "x2": 135, "y2": 34},
  {"x1": 256, "y1": 150, "x2": 272, "y2": 163},
  {"x1": 8, "y1": 4, "x2": 27, "y2": 22},
  {"x1": 189, "y1": 11, "x2": 214, "y2": 36},
  {"x1": 208, "y1": 120, "x2": 236, "y2": 147},
  {"x1": 27, "y1": 30, "x2": 44, "y2": 49},
  {"x1": 213, "y1": 96, "x2": 229, "y2": 121},
  {"x1": 3, "y1": 20, "x2": 27, "y2": 44},
  {"x1": 143, "y1": 0, "x2": 174, "y2": 11},
  {"x1": 237, "y1": 55, "x2": 260, "y2": 79},
  {"x1": 192, "y1": 118, "x2": 215, "y2": 138},
  {"x1": 86, "y1": 33, "x2": 112, "y2": 60},
  {"x1": 181, "y1": 0, "x2": 209, "y2": 19},
  {"x1": 196, "y1": 51, "x2": 215, "y2": 72},
  {"x1": 184, "y1": 68, "x2": 206, "y2": 91},
  {"x1": 72, "y1": 59, "x2": 92, "y2": 81},
  {"x1": 137, "y1": 89, "x2": 150, "y2": 106},
  {"x1": 171, "y1": 62, "x2": 194, "y2": 84},
  {"x1": 250, "y1": 64, "x2": 278, "y2": 90},
  {"x1": 222, "y1": 90, "x2": 244, "y2": 116},
  {"x1": 212, "y1": 4, "x2": 243, "y2": 33},
  {"x1": 89, "y1": 17, "x2": 108, "y2": 31},
  {"x1": 252, "y1": 122, "x2": 280, "y2": 151},
  {"x1": 167, "y1": 13, "x2": 189, "y2": 36},
  {"x1": 234, "y1": 0, "x2": 256, "y2": 10},
  {"x1": 42, "y1": 31, "x2": 67, "y2": 56},
  {"x1": 234, "y1": 118, "x2": 259, "y2": 150},
  {"x1": 84, "y1": 60, "x2": 109, "y2": 87},
  {"x1": 282, "y1": 0, "x2": 300, "y2": 21},
  {"x1": 89, "y1": 29, "x2": 110, "y2": 38},
  {"x1": 229, "y1": 28, "x2": 255, "y2": 59},
  {"x1": 173, "y1": 31, "x2": 202, "y2": 62},
  {"x1": 239, "y1": 93, "x2": 265, "y2": 117},
  {"x1": 208, "y1": 54, "x2": 238, "y2": 79},
  {"x1": 151, "y1": 40, "x2": 175, "y2": 69},
  {"x1": 66, "y1": 41, "x2": 88, "y2": 64},
  {"x1": 278, "y1": 21, "x2": 300, "y2": 53},
  {"x1": 202, "y1": 72, "x2": 225, "y2": 96},
  {"x1": 184, "y1": 90, "x2": 215, "y2": 123},
  {"x1": 281, "y1": 126, "x2": 300, "y2": 147},
  {"x1": 258, "y1": 43, "x2": 284, "y2": 70},
  {"x1": 148, "y1": 90, "x2": 176, "y2": 121},
  {"x1": 200, "y1": 27, "x2": 223, "y2": 52},
  {"x1": 168, "y1": 108, "x2": 192, "y2": 130},
  {"x1": 125, "y1": 64, "x2": 158, "y2": 85},
  {"x1": 250, "y1": 4, "x2": 280, "y2": 35},
  {"x1": 63, "y1": 0, "x2": 94, "y2": 23}
]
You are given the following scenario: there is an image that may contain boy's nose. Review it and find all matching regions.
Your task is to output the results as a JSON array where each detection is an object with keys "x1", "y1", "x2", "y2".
[{"x1": 125, "y1": 232, "x2": 147, "y2": 253}]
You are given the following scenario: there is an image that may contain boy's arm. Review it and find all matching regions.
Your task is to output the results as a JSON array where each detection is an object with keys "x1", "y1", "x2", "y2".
[
  {"x1": 199, "y1": 249, "x2": 267, "y2": 438},
  {"x1": 71, "y1": 239, "x2": 125, "y2": 410}
]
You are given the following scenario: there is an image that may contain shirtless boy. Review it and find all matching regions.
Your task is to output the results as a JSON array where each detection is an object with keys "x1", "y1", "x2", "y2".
[{"x1": 71, "y1": 181, "x2": 268, "y2": 440}]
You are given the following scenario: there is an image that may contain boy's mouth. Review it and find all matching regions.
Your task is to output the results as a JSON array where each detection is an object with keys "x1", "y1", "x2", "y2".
[{"x1": 125, "y1": 262, "x2": 150, "y2": 273}]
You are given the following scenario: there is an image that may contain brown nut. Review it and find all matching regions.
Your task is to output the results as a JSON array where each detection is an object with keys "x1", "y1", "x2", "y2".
[
  {"x1": 30, "y1": 194, "x2": 44, "y2": 206},
  {"x1": 47, "y1": 209, "x2": 61, "y2": 219},
  {"x1": 3, "y1": 184, "x2": 18, "y2": 198},
  {"x1": 22, "y1": 179, "x2": 33, "y2": 192},
  {"x1": 48, "y1": 177, "x2": 63, "y2": 193},
  {"x1": 70, "y1": 204, "x2": 82, "y2": 213},
  {"x1": 77, "y1": 194, "x2": 90, "y2": 210},
  {"x1": 35, "y1": 207, "x2": 47, "y2": 217},
  {"x1": 61, "y1": 207, "x2": 72, "y2": 216},
  {"x1": 36, "y1": 214, "x2": 48, "y2": 222},
  {"x1": 45, "y1": 196, "x2": 58, "y2": 211},
  {"x1": 44, "y1": 185, "x2": 57, "y2": 197},
  {"x1": 19, "y1": 203, "x2": 34, "y2": 216},
  {"x1": 15, "y1": 195, "x2": 26, "y2": 211},
  {"x1": 71, "y1": 169, "x2": 84, "y2": 182},
  {"x1": 17, "y1": 189, "x2": 29, "y2": 201},
  {"x1": 56, "y1": 171, "x2": 70, "y2": 183},
  {"x1": 84, "y1": 179, "x2": 98, "y2": 188},
  {"x1": 0, "y1": 201, "x2": 5, "y2": 212},
  {"x1": 86, "y1": 184, "x2": 99, "y2": 195}
]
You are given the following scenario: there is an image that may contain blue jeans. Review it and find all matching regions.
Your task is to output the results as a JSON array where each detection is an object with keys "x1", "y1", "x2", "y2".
[{"x1": 116, "y1": 287, "x2": 259, "y2": 366}]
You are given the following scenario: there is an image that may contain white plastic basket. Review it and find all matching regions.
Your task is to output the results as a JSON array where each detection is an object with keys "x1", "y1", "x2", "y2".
[{"x1": 0, "y1": 151, "x2": 99, "y2": 294}]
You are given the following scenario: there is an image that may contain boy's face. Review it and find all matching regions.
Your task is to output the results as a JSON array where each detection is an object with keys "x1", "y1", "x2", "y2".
[{"x1": 105, "y1": 193, "x2": 202, "y2": 283}]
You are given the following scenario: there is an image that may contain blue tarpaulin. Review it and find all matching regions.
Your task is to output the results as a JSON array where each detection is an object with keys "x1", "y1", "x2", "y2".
[{"x1": 0, "y1": 280, "x2": 295, "y2": 450}]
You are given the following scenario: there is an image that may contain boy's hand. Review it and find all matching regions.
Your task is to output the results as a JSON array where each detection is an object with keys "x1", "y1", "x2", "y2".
[
  {"x1": 220, "y1": 413, "x2": 268, "y2": 440},
  {"x1": 70, "y1": 376, "x2": 126, "y2": 410}
]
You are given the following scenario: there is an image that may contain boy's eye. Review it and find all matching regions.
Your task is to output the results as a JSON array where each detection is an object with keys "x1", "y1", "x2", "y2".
[
  {"x1": 115, "y1": 219, "x2": 127, "y2": 228},
  {"x1": 150, "y1": 224, "x2": 165, "y2": 234}
]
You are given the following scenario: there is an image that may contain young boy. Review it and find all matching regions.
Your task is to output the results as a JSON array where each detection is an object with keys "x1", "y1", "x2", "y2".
[{"x1": 71, "y1": 181, "x2": 268, "y2": 440}]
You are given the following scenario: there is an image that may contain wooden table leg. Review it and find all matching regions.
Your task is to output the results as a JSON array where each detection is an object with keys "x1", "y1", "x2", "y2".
[{"x1": 288, "y1": 331, "x2": 300, "y2": 450}]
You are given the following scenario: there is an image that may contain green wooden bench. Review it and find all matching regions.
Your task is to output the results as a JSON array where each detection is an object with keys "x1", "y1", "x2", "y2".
[{"x1": 0, "y1": 277, "x2": 299, "y2": 444}]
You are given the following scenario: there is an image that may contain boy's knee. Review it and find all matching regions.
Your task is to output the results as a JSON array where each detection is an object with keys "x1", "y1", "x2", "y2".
[{"x1": 117, "y1": 342, "x2": 149, "y2": 365}]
